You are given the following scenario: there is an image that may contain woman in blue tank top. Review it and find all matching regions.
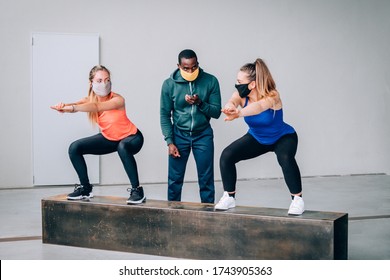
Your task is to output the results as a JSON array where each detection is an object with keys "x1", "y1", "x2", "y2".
[{"x1": 215, "y1": 58, "x2": 304, "y2": 215}]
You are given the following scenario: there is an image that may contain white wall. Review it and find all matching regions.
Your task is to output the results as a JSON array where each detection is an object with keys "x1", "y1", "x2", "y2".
[{"x1": 1, "y1": 0, "x2": 389, "y2": 188}]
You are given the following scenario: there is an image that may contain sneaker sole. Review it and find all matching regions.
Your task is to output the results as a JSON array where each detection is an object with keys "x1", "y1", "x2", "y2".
[
  {"x1": 127, "y1": 196, "x2": 146, "y2": 205},
  {"x1": 67, "y1": 196, "x2": 83, "y2": 200},
  {"x1": 214, "y1": 205, "x2": 236, "y2": 211},
  {"x1": 67, "y1": 193, "x2": 94, "y2": 200},
  {"x1": 288, "y1": 210, "x2": 305, "y2": 215}
]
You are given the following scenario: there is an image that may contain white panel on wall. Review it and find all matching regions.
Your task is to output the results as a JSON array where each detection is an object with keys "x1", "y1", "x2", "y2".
[{"x1": 32, "y1": 33, "x2": 100, "y2": 186}]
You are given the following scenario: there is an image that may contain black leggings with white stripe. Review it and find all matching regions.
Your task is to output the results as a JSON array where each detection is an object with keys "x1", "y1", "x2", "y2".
[{"x1": 219, "y1": 132, "x2": 302, "y2": 194}]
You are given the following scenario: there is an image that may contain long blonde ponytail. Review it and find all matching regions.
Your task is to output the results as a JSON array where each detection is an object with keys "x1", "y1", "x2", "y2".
[{"x1": 240, "y1": 58, "x2": 277, "y2": 100}]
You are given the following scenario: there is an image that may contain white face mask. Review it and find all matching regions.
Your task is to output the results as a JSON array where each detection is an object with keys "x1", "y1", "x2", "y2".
[{"x1": 92, "y1": 81, "x2": 111, "y2": 97}]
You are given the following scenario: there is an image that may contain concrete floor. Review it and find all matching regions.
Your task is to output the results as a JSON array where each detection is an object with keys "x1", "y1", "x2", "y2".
[{"x1": 0, "y1": 174, "x2": 389, "y2": 260}]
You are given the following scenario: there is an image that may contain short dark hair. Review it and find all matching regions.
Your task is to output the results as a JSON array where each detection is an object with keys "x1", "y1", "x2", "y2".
[{"x1": 178, "y1": 49, "x2": 197, "y2": 64}]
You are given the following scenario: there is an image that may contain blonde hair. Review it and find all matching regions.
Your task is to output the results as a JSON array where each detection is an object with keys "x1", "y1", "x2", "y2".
[
  {"x1": 240, "y1": 58, "x2": 277, "y2": 100},
  {"x1": 87, "y1": 65, "x2": 111, "y2": 124}
]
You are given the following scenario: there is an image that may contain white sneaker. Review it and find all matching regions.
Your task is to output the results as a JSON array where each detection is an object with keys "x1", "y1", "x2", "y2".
[
  {"x1": 288, "y1": 196, "x2": 305, "y2": 215},
  {"x1": 215, "y1": 191, "x2": 236, "y2": 210}
]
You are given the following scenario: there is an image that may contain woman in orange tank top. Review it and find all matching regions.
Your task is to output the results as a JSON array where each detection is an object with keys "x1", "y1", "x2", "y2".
[{"x1": 51, "y1": 65, "x2": 145, "y2": 204}]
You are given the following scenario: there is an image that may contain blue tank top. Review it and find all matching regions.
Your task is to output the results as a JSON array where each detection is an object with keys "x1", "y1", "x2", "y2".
[{"x1": 243, "y1": 98, "x2": 295, "y2": 145}]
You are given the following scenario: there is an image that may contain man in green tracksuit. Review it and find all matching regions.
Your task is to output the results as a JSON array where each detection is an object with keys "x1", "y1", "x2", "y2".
[{"x1": 160, "y1": 49, "x2": 221, "y2": 203}]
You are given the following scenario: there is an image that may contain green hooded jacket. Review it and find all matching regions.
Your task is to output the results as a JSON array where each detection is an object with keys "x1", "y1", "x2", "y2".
[{"x1": 160, "y1": 67, "x2": 222, "y2": 145}]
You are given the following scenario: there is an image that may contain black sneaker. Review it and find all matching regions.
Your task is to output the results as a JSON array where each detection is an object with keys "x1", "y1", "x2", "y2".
[
  {"x1": 67, "y1": 184, "x2": 94, "y2": 200},
  {"x1": 126, "y1": 186, "x2": 146, "y2": 204}
]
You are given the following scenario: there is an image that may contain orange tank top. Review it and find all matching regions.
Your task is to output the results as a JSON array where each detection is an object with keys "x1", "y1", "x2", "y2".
[{"x1": 98, "y1": 108, "x2": 137, "y2": 141}]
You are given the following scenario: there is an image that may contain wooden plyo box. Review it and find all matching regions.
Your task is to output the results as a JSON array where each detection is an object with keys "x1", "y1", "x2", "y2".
[{"x1": 42, "y1": 195, "x2": 348, "y2": 259}]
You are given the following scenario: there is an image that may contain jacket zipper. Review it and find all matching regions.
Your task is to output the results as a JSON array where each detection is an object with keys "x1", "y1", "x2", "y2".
[{"x1": 189, "y1": 82, "x2": 194, "y2": 135}]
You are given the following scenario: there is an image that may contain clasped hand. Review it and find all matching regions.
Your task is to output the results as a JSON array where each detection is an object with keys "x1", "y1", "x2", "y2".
[
  {"x1": 222, "y1": 106, "x2": 240, "y2": 121},
  {"x1": 50, "y1": 102, "x2": 74, "y2": 113}
]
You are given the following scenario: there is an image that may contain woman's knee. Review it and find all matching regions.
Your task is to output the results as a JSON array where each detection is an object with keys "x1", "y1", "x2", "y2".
[
  {"x1": 277, "y1": 153, "x2": 289, "y2": 165},
  {"x1": 220, "y1": 147, "x2": 237, "y2": 166},
  {"x1": 68, "y1": 141, "x2": 81, "y2": 156},
  {"x1": 117, "y1": 141, "x2": 128, "y2": 156}
]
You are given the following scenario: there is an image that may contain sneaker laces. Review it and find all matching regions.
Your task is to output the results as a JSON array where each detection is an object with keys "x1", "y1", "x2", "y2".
[
  {"x1": 73, "y1": 184, "x2": 92, "y2": 193},
  {"x1": 127, "y1": 187, "x2": 139, "y2": 195},
  {"x1": 219, "y1": 192, "x2": 229, "y2": 200},
  {"x1": 73, "y1": 184, "x2": 83, "y2": 191},
  {"x1": 290, "y1": 200, "x2": 298, "y2": 209},
  {"x1": 289, "y1": 196, "x2": 304, "y2": 213},
  {"x1": 217, "y1": 193, "x2": 231, "y2": 205}
]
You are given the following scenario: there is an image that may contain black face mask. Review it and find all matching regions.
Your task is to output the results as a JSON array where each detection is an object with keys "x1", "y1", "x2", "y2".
[{"x1": 235, "y1": 83, "x2": 251, "y2": 98}]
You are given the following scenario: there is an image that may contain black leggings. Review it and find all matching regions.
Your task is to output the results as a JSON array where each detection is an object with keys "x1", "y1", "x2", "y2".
[
  {"x1": 220, "y1": 132, "x2": 302, "y2": 194},
  {"x1": 68, "y1": 130, "x2": 144, "y2": 188}
]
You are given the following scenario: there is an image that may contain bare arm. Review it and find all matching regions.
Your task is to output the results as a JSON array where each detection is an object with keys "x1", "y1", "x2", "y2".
[
  {"x1": 220, "y1": 91, "x2": 241, "y2": 121},
  {"x1": 66, "y1": 97, "x2": 89, "y2": 106},
  {"x1": 51, "y1": 94, "x2": 125, "y2": 113},
  {"x1": 50, "y1": 97, "x2": 88, "y2": 111},
  {"x1": 224, "y1": 91, "x2": 241, "y2": 110},
  {"x1": 238, "y1": 97, "x2": 275, "y2": 117},
  {"x1": 222, "y1": 92, "x2": 281, "y2": 121}
]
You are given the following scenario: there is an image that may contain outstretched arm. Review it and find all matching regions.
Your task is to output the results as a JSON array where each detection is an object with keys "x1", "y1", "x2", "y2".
[
  {"x1": 222, "y1": 92, "x2": 279, "y2": 121},
  {"x1": 238, "y1": 97, "x2": 274, "y2": 117},
  {"x1": 51, "y1": 94, "x2": 124, "y2": 113}
]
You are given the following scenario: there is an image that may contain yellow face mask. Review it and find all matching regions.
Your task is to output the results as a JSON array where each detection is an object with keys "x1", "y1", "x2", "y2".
[{"x1": 180, "y1": 67, "x2": 199, "y2": 82}]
